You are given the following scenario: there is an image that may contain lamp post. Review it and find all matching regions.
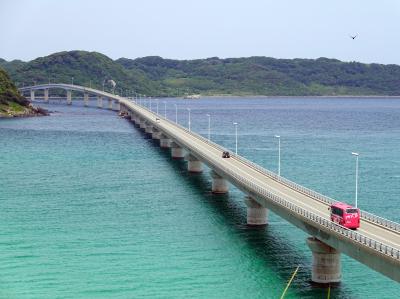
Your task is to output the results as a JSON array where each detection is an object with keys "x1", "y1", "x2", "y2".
[
  {"x1": 206, "y1": 114, "x2": 211, "y2": 141},
  {"x1": 163, "y1": 101, "x2": 167, "y2": 118},
  {"x1": 233, "y1": 122, "x2": 238, "y2": 154},
  {"x1": 156, "y1": 99, "x2": 159, "y2": 114},
  {"x1": 149, "y1": 97, "x2": 152, "y2": 111},
  {"x1": 89, "y1": 80, "x2": 92, "y2": 89},
  {"x1": 352, "y1": 152, "x2": 359, "y2": 208},
  {"x1": 187, "y1": 108, "x2": 191, "y2": 131},
  {"x1": 174, "y1": 104, "x2": 178, "y2": 123},
  {"x1": 71, "y1": 77, "x2": 74, "y2": 85},
  {"x1": 102, "y1": 81, "x2": 105, "y2": 92},
  {"x1": 275, "y1": 135, "x2": 281, "y2": 176}
]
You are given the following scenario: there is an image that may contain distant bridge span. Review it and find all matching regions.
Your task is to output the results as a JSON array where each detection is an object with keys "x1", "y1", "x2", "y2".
[{"x1": 19, "y1": 84, "x2": 400, "y2": 284}]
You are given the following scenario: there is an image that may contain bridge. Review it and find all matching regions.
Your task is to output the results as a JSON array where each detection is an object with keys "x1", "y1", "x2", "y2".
[{"x1": 19, "y1": 84, "x2": 400, "y2": 284}]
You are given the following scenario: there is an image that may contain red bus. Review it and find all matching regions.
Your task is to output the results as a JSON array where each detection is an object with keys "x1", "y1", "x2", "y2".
[{"x1": 329, "y1": 202, "x2": 360, "y2": 229}]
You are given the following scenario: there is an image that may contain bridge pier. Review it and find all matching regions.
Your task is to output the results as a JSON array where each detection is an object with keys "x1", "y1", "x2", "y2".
[
  {"x1": 211, "y1": 170, "x2": 229, "y2": 194},
  {"x1": 132, "y1": 115, "x2": 139, "y2": 126},
  {"x1": 114, "y1": 101, "x2": 120, "y2": 111},
  {"x1": 97, "y1": 96, "x2": 103, "y2": 108},
  {"x1": 171, "y1": 142, "x2": 185, "y2": 159},
  {"x1": 244, "y1": 196, "x2": 268, "y2": 225},
  {"x1": 84, "y1": 92, "x2": 89, "y2": 107},
  {"x1": 67, "y1": 90, "x2": 72, "y2": 105},
  {"x1": 160, "y1": 134, "x2": 171, "y2": 148},
  {"x1": 121, "y1": 105, "x2": 128, "y2": 114},
  {"x1": 186, "y1": 154, "x2": 203, "y2": 173},
  {"x1": 44, "y1": 89, "x2": 49, "y2": 102},
  {"x1": 30, "y1": 89, "x2": 35, "y2": 101},
  {"x1": 108, "y1": 98, "x2": 113, "y2": 110},
  {"x1": 124, "y1": 107, "x2": 131, "y2": 116},
  {"x1": 307, "y1": 237, "x2": 341, "y2": 284},
  {"x1": 151, "y1": 128, "x2": 162, "y2": 140},
  {"x1": 145, "y1": 124, "x2": 154, "y2": 135},
  {"x1": 139, "y1": 119, "x2": 147, "y2": 130}
]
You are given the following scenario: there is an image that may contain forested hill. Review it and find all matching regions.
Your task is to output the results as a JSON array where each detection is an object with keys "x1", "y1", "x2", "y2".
[
  {"x1": 2, "y1": 51, "x2": 400, "y2": 96},
  {"x1": 0, "y1": 68, "x2": 46, "y2": 117}
]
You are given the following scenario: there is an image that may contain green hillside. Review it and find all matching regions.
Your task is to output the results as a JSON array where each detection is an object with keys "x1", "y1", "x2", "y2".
[
  {"x1": 0, "y1": 67, "x2": 42, "y2": 117},
  {"x1": 1, "y1": 51, "x2": 159, "y2": 96},
  {"x1": 2, "y1": 51, "x2": 400, "y2": 97}
]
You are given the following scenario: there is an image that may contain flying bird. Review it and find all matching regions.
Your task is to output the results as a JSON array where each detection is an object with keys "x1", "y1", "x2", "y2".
[{"x1": 350, "y1": 34, "x2": 358, "y2": 40}]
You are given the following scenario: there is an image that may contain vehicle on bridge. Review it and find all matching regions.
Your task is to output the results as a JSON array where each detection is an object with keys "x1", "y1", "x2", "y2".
[
  {"x1": 222, "y1": 151, "x2": 230, "y2": 158},
  {"x1": 330, "y1": 202, "x2": 360, "y2": 229}
]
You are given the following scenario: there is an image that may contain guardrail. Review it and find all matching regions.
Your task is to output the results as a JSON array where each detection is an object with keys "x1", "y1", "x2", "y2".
[
  {"x1": 154, "y1": 121, "x2": 400, "y2": 262},
  {"x1": 115, "y1": 97, "x2": 400, "y2": 235},
  {"x1": 172, "y1": 115, "x2": 400, "y2": 234}
]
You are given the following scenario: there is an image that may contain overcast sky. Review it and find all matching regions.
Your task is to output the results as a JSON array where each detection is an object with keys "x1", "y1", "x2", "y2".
[{"x1": 1, "y1": 0, "x2": 399, "y2": 64}]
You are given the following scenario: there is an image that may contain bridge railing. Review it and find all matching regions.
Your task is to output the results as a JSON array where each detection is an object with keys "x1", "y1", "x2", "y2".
[
  {"x1": 231, "y1": 147, "x2": 400, "y2": 233},
  {"x1": 125, "y1": 99, "x2": 400, "y2": 234},
  {"x1": 169, "y1": 131, "x2": 400, "y2": 262},
  {"x1": 177, "y1": 120, "x2": 400, "y2": 234}
]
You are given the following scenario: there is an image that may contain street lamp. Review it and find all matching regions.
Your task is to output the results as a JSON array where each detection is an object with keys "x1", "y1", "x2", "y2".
[
  {"x1": 275, "y1": 135, "x2": 281, "y2": 176},
  {"x1": 187, "y1": 108, "x2": 191, "y2": 131},
  {"x1": 174, "y1": 104, "x2": 178, "y2": 123},
  {"x1": 71, "y1": 77, "x2": 74, "y2": 85},
  {"x1": 89, "y1": 80, "x2": 92, "y2": 89},
  {"x1": 163, "y1": 101, "x2": 167, "y2": 118},
  {"x1": 352, "y1": 152, "x2": 360, "y2": 208},
  {"x1": 206, "y1": 114, "x2": 211, "y2": 141},
  {"x1": 156, "y1": 99, "x2": 159, "y2": 114},
  {"x1": 233, "y1": 122, "x2": 238, "y2": 154}
]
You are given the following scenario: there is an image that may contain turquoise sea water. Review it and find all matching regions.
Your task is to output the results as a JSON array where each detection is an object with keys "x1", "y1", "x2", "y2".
[{"x1": 1, "y1": 97, "x2": 399, "y2": 298}]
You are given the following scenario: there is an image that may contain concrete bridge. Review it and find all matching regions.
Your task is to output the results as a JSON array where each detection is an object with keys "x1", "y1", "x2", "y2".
[
  {"x1": 20, "y1": 83, "x2": 122, "y2": 110},
  {"x1": 19, "y1": 84, "x2": 400, "y2": 284}
]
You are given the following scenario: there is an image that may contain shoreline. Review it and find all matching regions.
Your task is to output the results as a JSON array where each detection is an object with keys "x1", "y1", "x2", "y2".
[
  {"x1": 197, "y1": 95, "x2": 400, "y2": 99},
  {"x1": 33, "y1": 95, "x2": 400, "y2": 100},
  {"x1": 0, "y1": 103, "x2": 49, "y2": 118}
]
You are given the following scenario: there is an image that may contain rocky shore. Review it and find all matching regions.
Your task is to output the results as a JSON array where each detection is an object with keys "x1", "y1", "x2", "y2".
[
  {"x1": 0, "y1": 67, "x2": 50, "y2": 118},
  {"x1": 0, "y1": 103, "x2": 49, "y2": 118}
]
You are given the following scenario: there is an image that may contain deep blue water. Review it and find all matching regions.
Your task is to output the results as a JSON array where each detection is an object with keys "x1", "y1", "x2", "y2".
[{"x1": 0, "y1": 97, "x2": 399, "y2": 298}]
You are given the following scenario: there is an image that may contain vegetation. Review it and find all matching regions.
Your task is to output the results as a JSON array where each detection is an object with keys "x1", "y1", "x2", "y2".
[
  {"x1": 0, "y1": 67, "x2": 46, "y2": 117},
  {"x1": 2, "y1": 51, "x2": 400, "y2": 97},
  {"x1": 0, "y1": 68, "x2": 28, "y2": 106}
]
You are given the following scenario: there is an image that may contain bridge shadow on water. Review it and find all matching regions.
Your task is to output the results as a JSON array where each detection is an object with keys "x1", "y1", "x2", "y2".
[{"x1": 130, "y1": 122, "x2": 350, "y2": 298}]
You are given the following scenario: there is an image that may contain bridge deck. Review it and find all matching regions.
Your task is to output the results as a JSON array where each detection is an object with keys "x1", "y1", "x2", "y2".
[
  {"x1": 19, "y1": 84, "x2": 400, "y2": 281},
  {"x1": 123, "y1": 100, "x2": 400, "y2": 251}
]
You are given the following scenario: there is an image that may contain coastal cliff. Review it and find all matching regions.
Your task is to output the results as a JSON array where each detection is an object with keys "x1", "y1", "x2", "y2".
[{"x1": 0, "y1": 68, "x2": 47, "y2": 118}]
